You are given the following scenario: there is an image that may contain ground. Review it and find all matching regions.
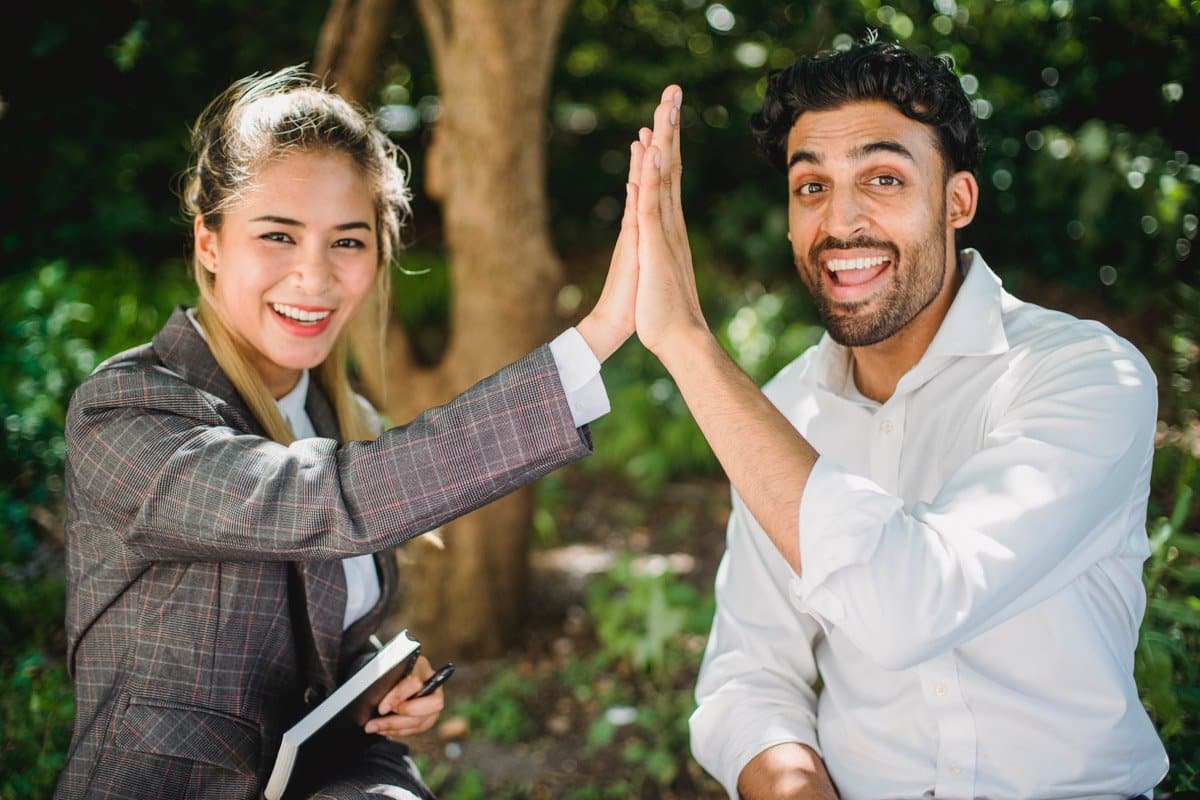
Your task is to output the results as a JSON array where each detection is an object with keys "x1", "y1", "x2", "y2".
[{"x1": 402, "y1": 464, "x2": 733, "y2": 799}]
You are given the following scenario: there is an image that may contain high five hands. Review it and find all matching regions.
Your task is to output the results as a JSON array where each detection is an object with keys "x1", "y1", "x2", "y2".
[{"x1": 576, "y1": 85, "x2": 710, "y2": 367}]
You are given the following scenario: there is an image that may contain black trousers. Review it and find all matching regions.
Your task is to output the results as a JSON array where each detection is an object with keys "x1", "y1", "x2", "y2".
[{"x1": 284, "y1": 732, "x2": 436, "y2": 800}]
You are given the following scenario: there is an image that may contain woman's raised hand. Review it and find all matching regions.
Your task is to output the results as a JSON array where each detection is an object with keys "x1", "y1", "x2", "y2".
[{"x1": 575, "y1": 126, "x2": 646, "y2": 363}]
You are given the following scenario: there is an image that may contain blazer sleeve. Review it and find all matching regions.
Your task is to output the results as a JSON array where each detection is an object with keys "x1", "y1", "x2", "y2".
[{"x1": 65, "y1": 346, "x2": 592, "y2": 561}]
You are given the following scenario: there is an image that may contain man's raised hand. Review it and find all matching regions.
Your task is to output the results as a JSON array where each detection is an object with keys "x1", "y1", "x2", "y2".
[{"x1": 633, "y1": 85, "x2": 710, "y2": 361}]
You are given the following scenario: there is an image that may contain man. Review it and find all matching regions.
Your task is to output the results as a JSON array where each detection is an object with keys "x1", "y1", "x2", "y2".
[{"x1": 627, "y1": 41, "x2": 1169, "y2": 799}]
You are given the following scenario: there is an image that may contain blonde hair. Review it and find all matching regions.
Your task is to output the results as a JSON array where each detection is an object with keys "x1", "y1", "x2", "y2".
[{"x1": 180, "y1": 66, "x2": 410, "y2": 444}]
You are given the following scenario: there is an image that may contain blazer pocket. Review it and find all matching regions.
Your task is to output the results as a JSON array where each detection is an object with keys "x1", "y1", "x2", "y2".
[{"x1": 114, "y1": 696, "x2": 261, "y2": 774}]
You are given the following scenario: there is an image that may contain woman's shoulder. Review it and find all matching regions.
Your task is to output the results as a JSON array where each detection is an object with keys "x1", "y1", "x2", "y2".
[{"x1": 69, "y1": 337, "x2": 210, "y2": 419}]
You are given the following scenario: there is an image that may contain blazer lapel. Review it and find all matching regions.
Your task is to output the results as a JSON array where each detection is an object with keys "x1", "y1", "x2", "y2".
[
  {"x1": 154, "y1": 308, "x2": 346, "y2": 689},
  {"x1": 151, "y1": 306, "x2": 267, "y2": 438},
  {"x1": 307, "y1": 381, "x2": 397, "y2": 668},
  {"x1": 297, "y1": 378, "x2": 350, "y2": 687}
]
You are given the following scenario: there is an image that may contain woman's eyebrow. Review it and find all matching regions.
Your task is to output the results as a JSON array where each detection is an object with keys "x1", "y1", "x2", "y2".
[{"x1": 249, "y1": 215, "x2": 372, "y2": 231}]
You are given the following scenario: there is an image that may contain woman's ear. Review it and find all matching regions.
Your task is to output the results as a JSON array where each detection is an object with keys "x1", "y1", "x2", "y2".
[
  {"x1": 194, "y1": 216, "x2": 219, "y2": 274},
  {"x1": 946, "y1": 170, "x2": 979, "y2": 231}
]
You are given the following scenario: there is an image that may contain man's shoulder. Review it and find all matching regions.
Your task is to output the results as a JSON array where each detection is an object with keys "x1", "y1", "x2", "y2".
[
  {"x1": 761, "y1": 344, "x2": 825, "y2": 405},
  {"x1": 1000, "y1": 290, "x2": 1156, "y2": 390},
  {"x1": 1004, "y1": 291, "x2": 1148, "y2": 358}
]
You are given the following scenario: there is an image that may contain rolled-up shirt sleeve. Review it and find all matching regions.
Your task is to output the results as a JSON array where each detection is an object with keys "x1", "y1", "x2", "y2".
[
  {"x1": 691, "y1": 493, "x2": 824, "y2": 798},
  {"x1": 548, "y1": 327, "x2": 610, "y2": 427},
  {"x1": 790, "y1": 337, "x2": 1158, "y2": 671}
]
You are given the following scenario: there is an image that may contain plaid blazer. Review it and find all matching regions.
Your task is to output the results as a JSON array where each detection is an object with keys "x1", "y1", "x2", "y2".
[{"x1": 55, "y1": 307, "x2": 592, "y2": 799}]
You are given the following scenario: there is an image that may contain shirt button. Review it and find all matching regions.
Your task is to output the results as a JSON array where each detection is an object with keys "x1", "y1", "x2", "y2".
[
  {"x1": 880, "y1": 419, "x2": 894, "y2": 433},
  {"x1": 934, "y1": 682, "x2": 947, "y2": 696},
  {"x1": 949, "y1": 765, "x2": 962, "y2": 776}
]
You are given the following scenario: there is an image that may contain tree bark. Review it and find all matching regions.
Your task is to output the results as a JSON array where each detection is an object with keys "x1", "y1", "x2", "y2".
[
  {"x1": 315, "y1": 0, "x2": 573, "y2": 658},
  {"x1": 399, "y1": 0, "x2": 572, "y2": 659},
  {"x1": 313, "y1": 0, "x2": 398, "y2": 103}
]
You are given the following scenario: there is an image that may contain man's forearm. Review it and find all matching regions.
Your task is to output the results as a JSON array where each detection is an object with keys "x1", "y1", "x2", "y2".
[
  {"x1": 738, "y1": 743, "x2": 838, "y2": 800},
  {"x1": 657, "y1": 327, "x2": 817, "y2": 574}
]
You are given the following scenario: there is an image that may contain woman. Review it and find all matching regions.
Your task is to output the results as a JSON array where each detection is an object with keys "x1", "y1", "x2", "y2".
[{"x1": 56, "y1": 67, "x2": 639, "y2": 799}]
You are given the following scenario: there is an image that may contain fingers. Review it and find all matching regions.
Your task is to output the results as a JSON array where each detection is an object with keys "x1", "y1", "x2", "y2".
[
  {"x1": 377, "y1": 655, "x2": 431, "y2": 715},
  {"x1": 649, "y1": 97, "x2": 679, "y2": 233},
  {"x1": 628, "y1": 133, "x2": 647, "y2": 185},
  {"x1": 665, "y1": 86, "x2": 684, "y2": 217},
  {"x1": 366, "y1": 654, "x2": 445, "y2": 738},
  {"x1": 637, "y1": 144, "x2": 664, "y2": 230},
  {"x1": 622, "y1": 140, "x2": 646, "y2": 230},
  {"x1": 364, "y1": 696, "x2": 443, "y2": 739}
]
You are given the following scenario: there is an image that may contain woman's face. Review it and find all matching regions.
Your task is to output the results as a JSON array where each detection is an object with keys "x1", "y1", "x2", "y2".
[{"x1": 195, "y1": 150, "x2": 379, "y2": 398}]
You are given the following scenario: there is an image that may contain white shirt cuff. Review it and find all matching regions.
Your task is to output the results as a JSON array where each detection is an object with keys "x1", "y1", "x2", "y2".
[
  {"x1": 548, "y1": 327, "x2": 611, "y2": 428},
  {"x1": 792, "y1": 456, "x2": 900, "y2": 622}
]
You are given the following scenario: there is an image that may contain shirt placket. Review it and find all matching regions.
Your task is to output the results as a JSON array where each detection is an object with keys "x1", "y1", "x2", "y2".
[
  {"x1": 918, "y1": 654, "x2": 978, "y2": 798},
  {"x1": 870, "y1": 396, "x2": 906, "y2": 494},
  {"x1": 873, "y1": 394, "x2": 977, "y2": 797}
]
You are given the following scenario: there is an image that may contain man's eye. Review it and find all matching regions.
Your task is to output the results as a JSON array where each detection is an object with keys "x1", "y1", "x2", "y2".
[
  {"x1": 872, "y1": 175, "x2": 902, "y2": 187},
  {"x1": 796, "y1": 182, "x2": 825, "y2": 196}
]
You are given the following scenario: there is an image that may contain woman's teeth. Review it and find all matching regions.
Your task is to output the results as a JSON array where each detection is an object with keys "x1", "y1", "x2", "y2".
[{"x1": 272, "y1": 303, "x2": 331, "y2": 323}]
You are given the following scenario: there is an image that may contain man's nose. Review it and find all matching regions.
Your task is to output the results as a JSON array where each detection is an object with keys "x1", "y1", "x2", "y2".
[{"x1": 820, "y1": 188, "x2": 869, "y2": 241}]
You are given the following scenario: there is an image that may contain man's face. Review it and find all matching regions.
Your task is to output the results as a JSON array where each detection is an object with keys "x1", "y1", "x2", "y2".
[{"x1": 786, "y1": 100, "x2": 957, "y2": 347}]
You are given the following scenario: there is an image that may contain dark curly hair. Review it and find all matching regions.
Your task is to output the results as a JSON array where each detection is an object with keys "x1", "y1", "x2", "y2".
[{"x1": 751, "y1": 40, "x2": 983, "y2": 177}]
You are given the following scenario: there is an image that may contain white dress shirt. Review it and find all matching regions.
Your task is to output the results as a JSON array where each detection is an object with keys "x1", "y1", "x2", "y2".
[
  {"x1": 187, "y1": 309, "x2": 609, "y2": 629},
  {"x1": 690, "y1": 251, "x2": 1168, "y2": 800}
]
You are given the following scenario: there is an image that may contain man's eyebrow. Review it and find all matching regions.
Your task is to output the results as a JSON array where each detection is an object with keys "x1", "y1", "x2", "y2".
[
  {"x1": 850, "y1": 140, "x2": 916, "y2": 162},
  {"x1": 787, "y1": 140, "x2": 917, "y2": 171},
  {"x1": 249, "y1": 215, "x2": 372, "y2": 231},
  {"x1": 787, "y1": 149, "x2": 821, "y2": 170}
]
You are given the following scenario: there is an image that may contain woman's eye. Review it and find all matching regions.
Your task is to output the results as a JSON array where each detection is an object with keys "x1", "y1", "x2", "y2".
[
  {"x1": 333, "y1": 238, "x2": 365, "y2": 249},
  {"x1": 261, "y1": 232, "x2": 293, "y2": 244}
]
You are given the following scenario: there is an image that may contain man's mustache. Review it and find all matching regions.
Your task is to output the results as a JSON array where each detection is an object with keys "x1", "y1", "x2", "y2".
[{"x1": 807, "y1": 237, "x2": 900, "y2": 265}]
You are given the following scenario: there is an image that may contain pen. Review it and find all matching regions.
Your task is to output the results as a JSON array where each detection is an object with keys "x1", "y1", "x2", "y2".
[{"x1": 409, "y1": 662, "x2": 455, "y2": 699}]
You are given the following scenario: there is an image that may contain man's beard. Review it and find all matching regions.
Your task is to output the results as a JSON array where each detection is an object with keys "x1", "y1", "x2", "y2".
[{"x1": 796, "y1": 222, "x2": 948, "y2": 348}]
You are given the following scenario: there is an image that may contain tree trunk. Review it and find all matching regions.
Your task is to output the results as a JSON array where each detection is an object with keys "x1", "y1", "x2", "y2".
[
  {"x1": 315, "y1": 0, "x2": 573, "y2": 658},
  {"x1": 312, "y1": 0, "x2": 397, "y2": 101}
]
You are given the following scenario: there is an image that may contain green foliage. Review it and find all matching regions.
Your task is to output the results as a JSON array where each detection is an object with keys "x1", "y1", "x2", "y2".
[
  {"x1": 410, "y1": 757, "x2": 500, "y2": 800},
  {"x1": 1138, "y1": 442, "x2": 1200, "y2": 793},
  {"x1": 0, "y1": 652, "x2": 74, "y2": 800},
  {"x1": 450, "y1": 667, "x2": 536, "y2": 744},
  {"x1": 4, "y1": 4, "x2": 331, "y2": 271},
  {"x1": 0, "y1": 260, "x2": 193, "y2": 796},
  {"x1": 547, "y1": 0, "x2": 1197, "y2": 306},
  {"x1": 572, "y1": 556, "x2": 718, "y2": 793},
  {"x1": 587, "y1": 554, "x2": 714, "y2": 680}
]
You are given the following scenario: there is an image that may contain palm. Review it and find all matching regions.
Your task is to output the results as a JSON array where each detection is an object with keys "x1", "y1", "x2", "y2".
[{"x1": 633, "y1": 86, "x2": 705, "y2": 355}]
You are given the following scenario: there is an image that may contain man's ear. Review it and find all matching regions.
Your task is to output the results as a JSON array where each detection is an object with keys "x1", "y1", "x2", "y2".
[
  {"x1": 946, "y1": 170, "x2": 978, "y2": 231},
  {"x1": 194, "y1": 216, "x2": 219, "y2": 275}
]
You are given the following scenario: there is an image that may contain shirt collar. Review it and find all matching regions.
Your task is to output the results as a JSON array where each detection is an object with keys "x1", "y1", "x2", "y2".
[
  {"x1": 275, "y1": 368, "x2": 311, "y2": 434},
  {"x1": 922, "y1": 248, "x2": 1010, "y2": 360},
  {"x1": 811, "y1": 249, "x2": 1010, "y2": 400}
]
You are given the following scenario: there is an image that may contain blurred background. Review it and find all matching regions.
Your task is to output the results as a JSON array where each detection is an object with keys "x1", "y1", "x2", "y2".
[{"x1": 2, "y1": 1, "x2": 1197, "y2": 797}]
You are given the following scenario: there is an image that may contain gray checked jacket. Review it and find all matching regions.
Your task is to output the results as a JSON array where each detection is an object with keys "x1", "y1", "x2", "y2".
[{"x1": 56, "y1": 307, "x2": 592, "y2": 798}]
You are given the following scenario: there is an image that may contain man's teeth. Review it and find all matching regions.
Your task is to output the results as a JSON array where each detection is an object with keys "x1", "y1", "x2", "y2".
[
  {"x1": 826, "y1": 256, "x2": 889, "y2": 272},
  {"x1": 272, "y1": 303, "x2": 331, "y2": 323}
]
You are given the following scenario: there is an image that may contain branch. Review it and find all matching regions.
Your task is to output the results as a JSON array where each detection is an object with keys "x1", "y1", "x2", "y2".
[
  {"x1": 312, "y1": 0, "x2": 398, "y2": 104},
  {"x1": 413, "y1": 0, "x2": 451, "y2": 71}
]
